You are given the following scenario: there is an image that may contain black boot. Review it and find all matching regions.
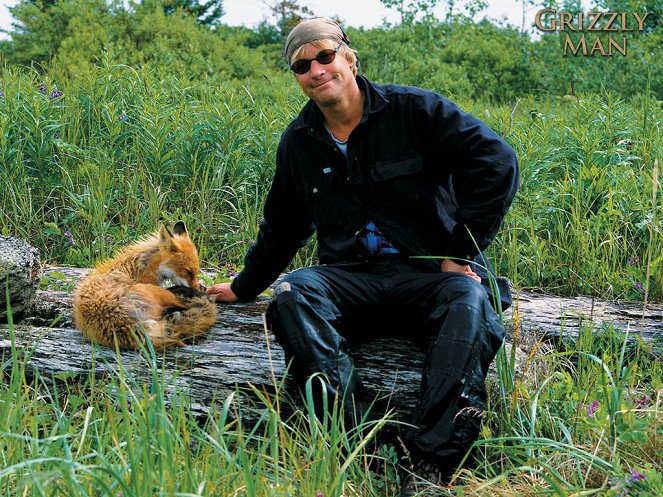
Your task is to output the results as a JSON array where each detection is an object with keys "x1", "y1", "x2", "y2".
[{"x1": 399, "y1": 458, "x2": 451, "y2": 496}]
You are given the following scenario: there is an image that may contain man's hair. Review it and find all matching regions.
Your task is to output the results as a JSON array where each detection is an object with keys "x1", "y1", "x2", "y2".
[{"x1": 290, "y1": 39, "x2": 359, "y2": 77}]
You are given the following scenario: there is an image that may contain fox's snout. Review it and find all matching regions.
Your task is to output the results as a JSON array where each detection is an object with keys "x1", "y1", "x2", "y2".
[{"x1": 158, "y1": 265, "x2": 200, "y2": 290}]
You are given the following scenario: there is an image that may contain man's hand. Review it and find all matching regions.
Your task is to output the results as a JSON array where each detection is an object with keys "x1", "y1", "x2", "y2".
[
  {"x1": 206, "y1": 283, "x2": 239, "y2": 302},
  {"x1": 440, "y1": 259, "x2": 481, "y2": 283}
]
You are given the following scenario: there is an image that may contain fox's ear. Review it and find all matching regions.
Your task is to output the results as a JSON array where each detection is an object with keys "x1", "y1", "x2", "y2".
[
  {"x1": 173, "y1": 221, "x2": 187, "y2": 236},
  {"x1": 159, "y1": 225, "x2": 175, "y2": 245}
]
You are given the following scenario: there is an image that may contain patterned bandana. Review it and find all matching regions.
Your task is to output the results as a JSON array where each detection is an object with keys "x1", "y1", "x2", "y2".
[{"x1": 284, "y1": 17, "x2": 350, "y2": 64}]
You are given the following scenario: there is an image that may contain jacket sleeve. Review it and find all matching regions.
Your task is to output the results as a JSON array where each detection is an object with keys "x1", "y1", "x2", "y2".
[
  {"x1": 419, "y1": 94, "x2": 519, "y2": 260},
  {"x1": 230, "y1": 139, "x2": 314, "y2": 301}
]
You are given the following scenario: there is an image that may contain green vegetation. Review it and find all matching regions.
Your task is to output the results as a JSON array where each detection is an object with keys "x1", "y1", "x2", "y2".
[
  {"x1": 492, "y1": 92, "x2": 661, "y2": 301},
  {"x1": 0, "y1": 1, "x2": 660, "y2": 301},
  {"x1": 0, "y1": 1, "x2": 661, "y2": 495},
  {"x1": 1, "y1": 304, "x2": 661, "y2": 495},
  {"x1": 0, "y1": 63, "x2": 659, "y2": 300}
]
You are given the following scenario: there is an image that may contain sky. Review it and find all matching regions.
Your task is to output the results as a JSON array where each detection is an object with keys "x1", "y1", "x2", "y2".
[
  {"x1": 0, "y1": 0, "x2": 545, "y2": 39},
  {"x1": 219, "y1": 0, "x2": 540, "y2": 30}
]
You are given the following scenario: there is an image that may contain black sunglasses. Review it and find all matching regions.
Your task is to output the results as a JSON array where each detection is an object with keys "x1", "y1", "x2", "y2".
[{"x1": 290, "y1": 44, "x2": 342, "y2": 75}]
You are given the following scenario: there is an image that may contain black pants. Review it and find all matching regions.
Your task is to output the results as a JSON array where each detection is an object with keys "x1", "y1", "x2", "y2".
[{"x1": 266, "y1": 259, "x2": 505, "y2": 467}]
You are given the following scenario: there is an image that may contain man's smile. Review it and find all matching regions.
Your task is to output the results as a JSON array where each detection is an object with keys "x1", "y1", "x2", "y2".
[{"x1": 311, "y1": 79, "x2": 333, "y2": 89}]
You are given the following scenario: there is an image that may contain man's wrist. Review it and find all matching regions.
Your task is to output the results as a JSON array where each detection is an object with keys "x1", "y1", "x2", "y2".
[
  {"x1": 229, "y1": 276, "x2": 253, "y2": 302},
  {"x1": 441, "y1": 258, "x2": 468, "y2": 272},
  {"x1": 446, "y1": 255, "x2": 473, "y2": 266}
]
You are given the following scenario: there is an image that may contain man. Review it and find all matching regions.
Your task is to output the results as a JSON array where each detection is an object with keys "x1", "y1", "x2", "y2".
[{"x1": 207, "y1": 17, "x2": 519, "y2": 495}]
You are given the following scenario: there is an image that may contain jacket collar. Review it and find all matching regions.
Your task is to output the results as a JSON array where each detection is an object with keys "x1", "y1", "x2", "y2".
[{"x1": 293, "y1": 76, "x2": 389, "y2": 132}]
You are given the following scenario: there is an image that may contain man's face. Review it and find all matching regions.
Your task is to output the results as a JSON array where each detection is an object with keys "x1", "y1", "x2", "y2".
[{"x1": 293, "y1": 43, "x2": 354, "y2": 108}]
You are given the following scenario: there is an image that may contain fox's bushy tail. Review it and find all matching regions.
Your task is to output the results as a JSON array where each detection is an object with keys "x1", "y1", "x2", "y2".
[
  {"x1": 157, "y1": 286, "x2": 218, "y2": 348},
  {"x1": 74, "y1": 279, "x2": 217, "y2": 350}
]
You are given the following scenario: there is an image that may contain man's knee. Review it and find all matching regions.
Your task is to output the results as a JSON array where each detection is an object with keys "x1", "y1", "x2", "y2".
[
  {"x1": 269, "y1": 272, "x2": 315, "y2": 322},
  {"x1": 268, "y1": 268, "x2": 338, "y2": 334},
  {"x1": 427, "y1": 276, "x2": 503, "y2": 352},
  {"x1": 441, "y1": 277, "x2": 505, "y2": 372},
  {"x1": 275, "y1": 267, "x2": 326, "y2": 298},
  {"x1": 439, "y1": 275, "x2": 489, "y2": 309}
]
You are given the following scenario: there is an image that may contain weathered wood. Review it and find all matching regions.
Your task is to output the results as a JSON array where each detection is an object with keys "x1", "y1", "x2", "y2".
[
  {"x1": 1, "y1": 266, "x2": 661, "y2": 419},
  {"x1": 510, "y1": 289, "x2": 662, "y2": 346},
  {"x1": 3, "y1": 267, "x2": 428, "y2": 417},
  {"x1": 0, "y1": 236, "x2": 41, "y2": 320}
]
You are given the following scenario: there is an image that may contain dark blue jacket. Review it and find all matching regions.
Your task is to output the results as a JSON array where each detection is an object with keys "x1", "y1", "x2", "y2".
[{"x1": 231, "y1": 76, "x2": 519, "y2": 301}]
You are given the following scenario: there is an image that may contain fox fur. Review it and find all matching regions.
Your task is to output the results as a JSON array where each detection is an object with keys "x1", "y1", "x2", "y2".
[{"x1": 73, "y1": 221, "x2": 217, "y2": 350}]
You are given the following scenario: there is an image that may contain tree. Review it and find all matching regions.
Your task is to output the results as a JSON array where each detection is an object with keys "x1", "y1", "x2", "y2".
[
  {"x1": 159, "y1": 0, "x2": 224, "y2": 25},
  {"x1": 598, "y1": 0, "x2": 660, "y2": 31},
  {"x1": 262, "y1": 0, "x2": 315, "y2": 40},
  {"x1": 380, "y1": 0, "x2": 440, "y2": 24},
  {"x1": 5, "y1": 0, "x2": 116, "y2": 67}
]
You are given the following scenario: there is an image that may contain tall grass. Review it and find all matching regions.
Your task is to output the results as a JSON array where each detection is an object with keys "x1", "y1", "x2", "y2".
[
  {"x1": 0, "y1": 61, "x2": 314, "y2": 272},
  {"x1": 474, "y1": 320, "x2": 662, "y2": 496},
  {"x1": 1, "y1": 299, "x2": 660, "y2": 496},
  {"x1": 483, "y1": 93, "x2": 662, "y2": 301},
  {"x1": 0, "y1": 64, "x2": 661, "y2": 296},
  {"x1": 0, "y1": 319, "x2": 394, "y2": 496}
]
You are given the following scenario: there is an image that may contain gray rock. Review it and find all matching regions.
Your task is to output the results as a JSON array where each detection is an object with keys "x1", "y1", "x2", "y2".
[{"x1": 0, "y1": 236, "x2": 42, "y2": 321}]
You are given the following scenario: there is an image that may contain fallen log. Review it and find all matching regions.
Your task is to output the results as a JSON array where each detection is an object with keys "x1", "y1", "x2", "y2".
[
  {"x1": 0, "y1": 235, "x2": 41, "y2": 320},
  {"x1": 510, "y1": 289, "x2": 662, "y2": 346},
  {"x1": 1, "y1": 267, "x2": 661, "y2": 419}
]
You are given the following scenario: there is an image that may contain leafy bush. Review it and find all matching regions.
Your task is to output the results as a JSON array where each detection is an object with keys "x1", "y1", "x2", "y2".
[{"x1": 487, "y1": 93, "x2": 662, "y2": 300}]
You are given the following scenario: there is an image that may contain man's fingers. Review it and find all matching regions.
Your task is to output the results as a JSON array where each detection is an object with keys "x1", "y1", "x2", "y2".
[
  {"x1": 441, "y1": 259, "x2": 481, "y2": 282},
  {"x1": 205, "y1": 284, "x2": 220, "y2": 296},
  {"x1": 463, "y1": 267, "x2": 481, "y2": 283},
  {"x1": 206, "y1": 283, "x2": 239, "y2": 303}
]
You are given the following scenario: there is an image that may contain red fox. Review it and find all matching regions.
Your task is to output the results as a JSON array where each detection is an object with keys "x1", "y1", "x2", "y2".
[{"x1": 73, "y1": 221, "x2": 217, "y2": 350}]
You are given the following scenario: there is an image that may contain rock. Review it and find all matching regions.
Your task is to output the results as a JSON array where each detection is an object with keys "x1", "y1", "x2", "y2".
[{"x1": 0, "y1": 236, "x2": 41, "y2": 321}]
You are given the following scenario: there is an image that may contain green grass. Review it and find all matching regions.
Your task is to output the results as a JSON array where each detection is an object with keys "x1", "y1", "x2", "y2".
[
  {"x1": 473, "y1": 321, "x2": 662, "y2": 496},
  {"x1": 0, "y1": 303, "x2": 396, "y2": 496},
  {"x1": 488, "y1": 92, "x2": 662, "y2": 302},
  {"x1": 0, "y1": 60, "x2": 661, "y2": 494},
  {"x1": 1, "y1": 296, "x2": 661, "y2": 496},
  {"x1": 0, "y1": 62, "x2": 312, "y2": 270},
  {"x1": 0, "y1": 63, "x2": 660, "y2": 301}
]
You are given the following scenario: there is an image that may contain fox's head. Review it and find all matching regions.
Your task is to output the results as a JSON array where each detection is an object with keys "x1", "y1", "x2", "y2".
[{"x1": 156, "y1": 221, "x2": 201, "y2": 291}]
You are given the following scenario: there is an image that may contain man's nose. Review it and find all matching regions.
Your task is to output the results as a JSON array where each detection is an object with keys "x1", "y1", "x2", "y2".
[{"x1": 309, "y1": 59, "x2": 326, "y2": 75}]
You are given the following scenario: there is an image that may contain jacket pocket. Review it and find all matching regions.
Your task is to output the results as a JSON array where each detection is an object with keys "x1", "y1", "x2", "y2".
[
  {"x1": 301, "y1": 169, "x2": 334, "y2": 200},
  {"x1": 370, "y1": 156, "x2": 423, "y2": 182},
  {"x1": 301, "y1": 170, "x2": 349, "y2": 229}
]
